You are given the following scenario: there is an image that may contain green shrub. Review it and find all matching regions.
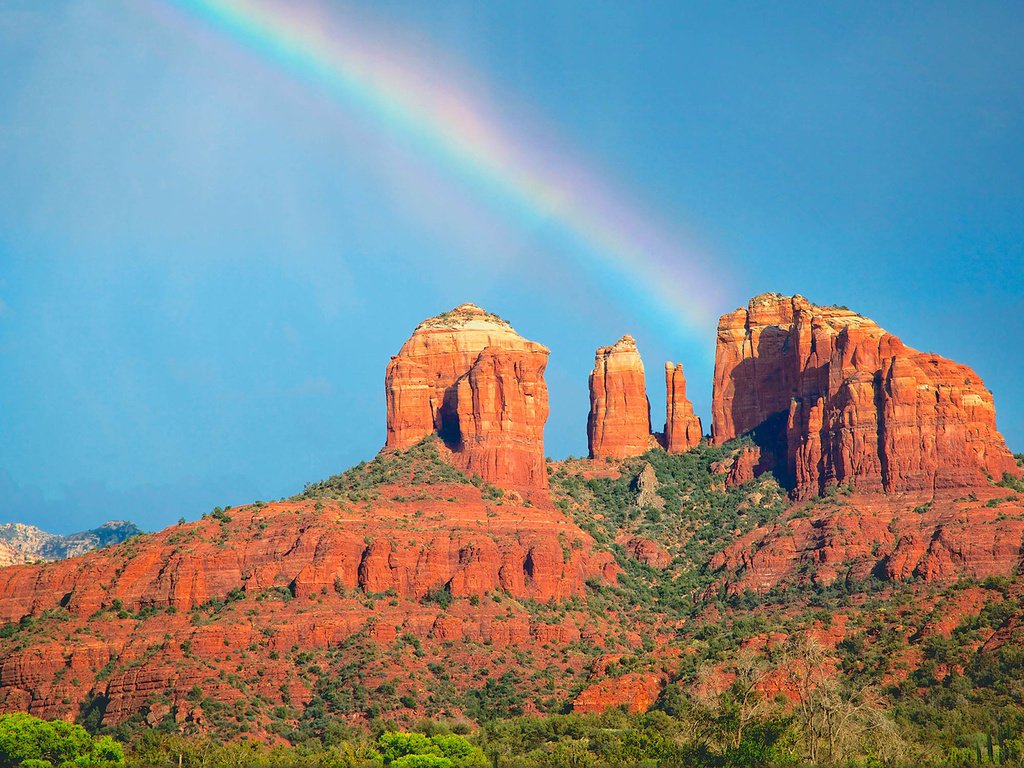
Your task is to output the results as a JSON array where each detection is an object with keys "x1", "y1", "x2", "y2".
[{"x1": 297, "y1": 437, "x2": 471, "y2": 500}]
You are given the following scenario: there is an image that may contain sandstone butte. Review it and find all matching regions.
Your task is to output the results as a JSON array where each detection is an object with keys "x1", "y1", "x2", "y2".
[
  {"x1": 0, "y1": 302, "x2": 629, "y2": 729},
  {"x1": 712, "y1": 293, "x2": 1021, "y2": 499},
  {"x1": 385, "y1": 303, "x2": 550, "y2": 491},
  {"x1": 587, "y1": 336, "x2": 702, "y2": 459}
]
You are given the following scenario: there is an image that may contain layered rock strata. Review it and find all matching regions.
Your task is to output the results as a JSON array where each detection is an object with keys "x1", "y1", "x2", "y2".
[
  {"x1": 0, "y1": 484, "x2": 618, "y2": 727},
  {"x1": 712, "y1": 293, "x2": 1019, "y2": 497},
  {"x1": 587, "y1": 336, "x2": 652, "y2": 459},
  {"x1": 663, "y1": 362, "x2": 703, "y2": 452},
  {"x1": 710, "y1": 487, "x2": 1024, "y2": 594},
  {"x1": 588, "y1": 339, "x2": 703, "y2": 460},
  {"x1": 385, "y1": 304, "x2": 549, "y2": 489}
]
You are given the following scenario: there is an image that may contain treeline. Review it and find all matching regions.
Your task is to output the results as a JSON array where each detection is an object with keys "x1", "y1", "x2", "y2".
[
  {"x1": 0, "y1": 713, "x2": 124, "y2": 768},
  {"x1": 10, "y1": 647, "x2": 1024, "y2": 768},
  {"x1": 112, "y1": 632, "x2": 1024, "y2": 767},
  {"x1": 88, "y1": 704, "x2": 1024, "y2": 768}
]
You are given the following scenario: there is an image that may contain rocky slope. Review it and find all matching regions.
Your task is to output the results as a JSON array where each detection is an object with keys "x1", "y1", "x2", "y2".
[
  {"x1": 0, "y1": 441, "x2": 621, "y2": 731},
  {"x1": 710, "y1": 483, "x2": 1024, "y2": 594},
  {"x1": 712, "y1": 293, "x2": 1020, "y2": 498},
  {"x1": 0, "y1": 521, "x2": 142, "y2": 567}
]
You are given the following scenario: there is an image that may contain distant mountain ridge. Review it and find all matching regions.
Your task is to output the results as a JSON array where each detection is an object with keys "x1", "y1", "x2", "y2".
[{"x1": 0, "y1": 520, "x2": 143, "y2": 566}]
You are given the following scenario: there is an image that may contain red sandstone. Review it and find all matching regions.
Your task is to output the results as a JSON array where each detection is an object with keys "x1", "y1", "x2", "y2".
[
  {"x1": 712, "y1": 293, "x2": 1019, "y2": 497},
  {"x1": 385, "y1": 304, "x2": 550, "y2": 489},
  {"x1": 587, "y1": 336, "x2": 653, "y2": 459},
  {"x1": 663, "y1": 362, "x2": 703, "y2": 453}
]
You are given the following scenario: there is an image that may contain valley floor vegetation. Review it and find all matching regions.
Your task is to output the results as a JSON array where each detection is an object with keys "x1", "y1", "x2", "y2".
[{"x1": 9, "y1": 651, "x2": 1024, "y2": 768}]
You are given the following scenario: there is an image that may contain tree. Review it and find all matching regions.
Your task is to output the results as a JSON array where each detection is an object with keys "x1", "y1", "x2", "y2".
[
  {"x1": 378, "y1": 732, "x2": 486, "y2": 768},
  {"x1": 783, "y1": 636, "x2": 913, "y2": 765},
  {"x1": 690, "y1": 650, "x2": 776, "y2": 753},
  {"x1": 0, "y1": 713, "x2": 124, "y2": 768}
]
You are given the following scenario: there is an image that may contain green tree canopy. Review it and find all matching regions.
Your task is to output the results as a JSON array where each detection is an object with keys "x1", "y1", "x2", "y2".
[
  {"x1": 378, "y1": 731, "x2": 486, "y2": 768},
  {"x1": 0, "y1": 713, "x2": 124, "y2": 768}
]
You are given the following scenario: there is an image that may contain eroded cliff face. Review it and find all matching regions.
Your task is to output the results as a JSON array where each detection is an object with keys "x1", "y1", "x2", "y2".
[
  {"x1": 449, "y1": 347, "x2": 549, "y2": 489},
  {"x1": 0, "y1": 464, "x2": 619, "y2": 728},
  {"x1": 385, "y1": 304, "x2": 550, "y2": 489},
  {"x1": 587, "y1": 336, "x2": 652, "y2": 460},
  {"x1": 573, "y1": 671, "x2": 664, "y2": 714},
  {"x1": 586, "y1": 338, "x2": 704, "y2": 460},
  {"x1": 663, "y1": 362, "x2": 703, "y2": 453},
  {"x1": 712, "y1": 294, "x2": 1019, "y2": 497},
  {"x1": 710, "y1": 486, "x2": 1024, "y2": 594},
  {"x1": 0, "y1": 490, "x2": 609, "y2": 624}
]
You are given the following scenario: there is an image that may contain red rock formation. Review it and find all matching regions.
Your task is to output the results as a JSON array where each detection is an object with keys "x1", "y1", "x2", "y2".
[
  {"x1": 712, "y1": 294, "x2": 806, "y2": 449},
  {"x1": 0, "y1": 475, "x2": 619, "y2": 729},
  {"x1": 572, "y1": 671, "x2": 664, "y2": 714},
  {"x1": 726, "y1": 446, "x2": 761, "y2": 488},
  {"x1": 710, "y1": 487, "x2": 1024, "y2": 594},
  {"x1": 449, "y1": 347, "x2": 549, "y2": 489},
  {"x1": 586, "y1": 341, "x2": 702, "y2": 459},
  {"x1": 712, "y1": 294, "x2": 1019, "y2": 497},
  {"x1": 588, "y1": 336, "x2": 653, "y2": 459},
  {"x1": 663, "y1": 362, "x2": 703, "y2": 453},
  {"x1": 624, "y1": 537, "x2": 671, "y2": 569},
  {"x1": 385, "y1": 304, "x2": 550, "y2": 489}
]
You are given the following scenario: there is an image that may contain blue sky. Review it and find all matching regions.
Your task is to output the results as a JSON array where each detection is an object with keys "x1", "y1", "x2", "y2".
[{"x1": 1, "y1": 1, "x2": 1021, "y2": 533}]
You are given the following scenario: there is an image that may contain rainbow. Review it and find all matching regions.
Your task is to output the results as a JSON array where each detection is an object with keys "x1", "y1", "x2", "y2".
[{"x1": 160, "y1": 0, "x2": 729, "y2": 344}]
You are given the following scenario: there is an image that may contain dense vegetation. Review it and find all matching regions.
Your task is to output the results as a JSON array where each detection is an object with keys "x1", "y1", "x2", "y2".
[
  {"x1": 49, "y1": 643, "x2": 1024, "y2": 768},
  {"x1": 549, "y1": 441, "x2": 790, "y2": 621},
  {"x1": 0, "y1": 713, "x2": 123, "y2": 768}
]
